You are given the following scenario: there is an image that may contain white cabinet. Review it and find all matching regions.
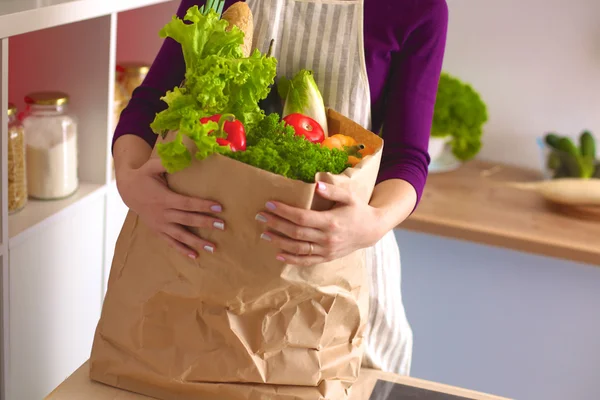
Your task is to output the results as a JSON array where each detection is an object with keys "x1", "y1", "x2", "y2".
[
  {"x1": 103, "y1": 183, "x2": 129, "y2": 297},
  {"x1": 0, "y1": 1, "x2": 174, "y2": 399},
  {"x1": 7, "y1": 195, "x2": 105, "y2": 400}
]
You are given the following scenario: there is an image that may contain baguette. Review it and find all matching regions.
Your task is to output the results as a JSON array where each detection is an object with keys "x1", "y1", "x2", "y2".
[{"x1": 221, "y1": 1, "x2": 253, "y2": 57}]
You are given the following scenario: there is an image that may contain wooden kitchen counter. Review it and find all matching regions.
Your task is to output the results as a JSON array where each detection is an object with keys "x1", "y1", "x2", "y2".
[
  {"x1": 45, "y1": 361, "x2": 510, "y2": 400},
  {"x1": 401, "y1": 160, "x2": 600, "y2": 266}
]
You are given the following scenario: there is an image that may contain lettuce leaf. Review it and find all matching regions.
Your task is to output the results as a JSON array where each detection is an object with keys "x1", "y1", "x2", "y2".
[
  {"x1": 156, "y1": 117, "x2": 222, "y2": 174},
  {"x1": 150, "y1": 87, "x2": 197, "y2": 134},
  {"x1": 187, "y1": 52, "x2": 277, "y2": 128},
  {"x1": 151, "y1": 5, "x2": 277, "y2": 172},
  {"x1": 158, "y1": 6, "x2": 244, "y2": 74},
  {"x1": 156, "y1": 133, "x2": 191, "y2": 173}
]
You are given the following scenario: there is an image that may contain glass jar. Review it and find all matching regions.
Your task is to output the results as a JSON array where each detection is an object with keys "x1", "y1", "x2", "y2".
[
  {"x1": 114, "y1": 62, "x2": 149, "y2": 127},
  {"x1": 22, "y1": 91, "x2": 79, "y2": 200},
  {"x1": 117, "y1": 62, "x2": 150, "y2": 97},
  {"x1": 7, "y1": 102, "x2": 27, "y2": 214}
]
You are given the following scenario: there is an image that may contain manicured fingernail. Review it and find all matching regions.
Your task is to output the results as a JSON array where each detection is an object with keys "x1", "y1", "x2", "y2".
[
  {"x1": 260, "y1": 233, "x2": 272, "y2": 241},
  {"x1": 255, "y1": 214, "x2": 268, "y2": 223},
  {"x1": 213, "y1": 221, "x2": 225, "y2": 230},
  {"x1": 317, "y1": 182, "x2": 327, "y2": 191},
  {"x1": 276, "y1": 255, "x2": 286, "y2": 262},
  {"x1": 203, "y1": 245, "x2": 214, "y2": 253},
  {"x1": 266, "y1": 201, "x2": 276, "y2": 211},
  {"x1": 211, "y1": 205, "x2": 222, "y2": 213},
  {"x1": 188, "y1": 253, "x2": 197, "y2": 259}
]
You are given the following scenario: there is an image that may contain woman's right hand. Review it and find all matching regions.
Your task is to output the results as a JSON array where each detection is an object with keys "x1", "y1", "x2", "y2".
[{"x1": 116, "y1": 157, "x2": 224, "y2": 259}]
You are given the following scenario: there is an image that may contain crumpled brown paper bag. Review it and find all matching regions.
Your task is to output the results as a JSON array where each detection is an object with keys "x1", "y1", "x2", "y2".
[{"x1": 89, "y1": 109, "x2": 383, "y2": 400}]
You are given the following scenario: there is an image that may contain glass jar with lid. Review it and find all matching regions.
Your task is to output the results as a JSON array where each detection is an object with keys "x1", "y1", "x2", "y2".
[
  {"x1": 116, "y1": 62, "x2": 150, "y2": 98},
  {"x1": 114, "y1": 62, "x2": 149, "y2": 125},
  {"x1": 7, "y1": 102, "x2": 27, "y2": 213},
  {"x1": 22, "y1": 91, "x2": 79, "y2": 200}
]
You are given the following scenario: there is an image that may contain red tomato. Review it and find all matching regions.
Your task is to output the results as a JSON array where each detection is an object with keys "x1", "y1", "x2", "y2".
[{"x1": 283, "y1": 113, "x2": 325, "y2": 143}]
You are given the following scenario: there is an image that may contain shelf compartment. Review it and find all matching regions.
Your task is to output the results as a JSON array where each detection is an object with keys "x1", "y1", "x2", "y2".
[
  {"x1": 116, "y1": 1, "x2": 178, "y2": 64},
  {"x1": 9, "y1": 182, "x2": 105, "y2": 246},
  {"x1": 8, "y1": 16, "x2": 114, "y2": 186},
  {"x1": 0, "y1": 0, "x2": 174, "y2": 39},
  {"x1": 1, "y1": 38, "x2": 8, "y2": 248}
]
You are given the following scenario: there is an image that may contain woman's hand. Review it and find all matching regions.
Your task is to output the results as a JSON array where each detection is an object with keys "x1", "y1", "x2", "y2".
[
  {"x1": 256, "y1": 182, "x2": 384, "y2": 266},
  {"x1": 116, "y1": 157, "x2": 225, "y2": 259}
]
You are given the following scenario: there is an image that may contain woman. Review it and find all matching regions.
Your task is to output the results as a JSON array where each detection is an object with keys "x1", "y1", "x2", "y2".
[{"x1": 113, "y1": 0, "x2": 448, "y2": 376}]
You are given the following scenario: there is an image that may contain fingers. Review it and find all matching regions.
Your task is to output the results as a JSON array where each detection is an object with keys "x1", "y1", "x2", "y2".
[
  {"x1": 164, "y1": 209, "x2": 225, "y2": 230},
  {"x1": 275, "y1": 252, "x2": 325, "y2": 267},
  {"x1": 259, "y1": 230, "x2": 321, "y2": 257},
  {"x1": 315, "y1": 182, "x2": 355, "y2": 204},
  {"x1": 261, "y1": 201, "x2": 328, "y2": 229},
  {"x1": 166, "y1": 192, "x2": 223, "y2": 214},
  {"x1": 262, "y1": 183, "x2": 353, "y2": 229},
  {"x1": 260, "y1": 230, "x2": 326, "y2": 267},
  {"x1": 255, "y1": 212, "x2": 325, "y2": 242},
  {"x1": 143, "y1": 158, "x2": 224, "y2": 214},
  {"x1": 164, "y1": 224, "x2": 216, "y2": 259},
  {"x1": 161, "y1": 233, "x2": 198, "y2": 259}
]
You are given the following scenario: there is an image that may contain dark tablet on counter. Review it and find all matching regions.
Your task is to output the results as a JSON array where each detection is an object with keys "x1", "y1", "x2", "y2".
[{"x1": 369, "y1": 379, "x2": 475, "y2": 400}]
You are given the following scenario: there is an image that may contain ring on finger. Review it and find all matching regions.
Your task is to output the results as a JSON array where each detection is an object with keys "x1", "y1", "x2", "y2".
[{"x1": 308, "y1": 242, "x2": 314, "y2": 256}]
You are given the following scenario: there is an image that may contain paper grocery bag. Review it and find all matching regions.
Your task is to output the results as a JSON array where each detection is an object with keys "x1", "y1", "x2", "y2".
[{"x1": 89, "y1": 109, "x2": 384, "y2": 400}]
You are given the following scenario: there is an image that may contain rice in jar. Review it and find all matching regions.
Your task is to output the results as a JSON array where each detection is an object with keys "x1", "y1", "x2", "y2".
[
  {"x1": 22, "y1": 91, "x2": 79, "y2": 200},
  {"x1": 7, "y1": 102, "x2": 27, "y2": 213}
]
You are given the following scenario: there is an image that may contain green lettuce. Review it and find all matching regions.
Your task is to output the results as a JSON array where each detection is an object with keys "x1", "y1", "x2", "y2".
[
  {"x1": 159, "y1": 5, "x2": 244, "y2": 76},
  {"x1": 150, "y1": 5, "x2": 277, "y2": 173},
  {"x1": 432, "y1": 72, "x2": 488, "y2": 161}
]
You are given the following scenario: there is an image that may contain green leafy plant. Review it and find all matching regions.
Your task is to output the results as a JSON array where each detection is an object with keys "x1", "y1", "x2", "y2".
[{"x1": 431, "y1": 72, "x2": 488, "y2": 161}]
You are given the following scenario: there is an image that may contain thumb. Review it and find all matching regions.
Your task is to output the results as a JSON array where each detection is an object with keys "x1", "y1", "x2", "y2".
[
  {"x1": 143, "y1": 158, "x2": 167, "y2": 175},
  {"x1": 315, "y1": 181, "x2": 354, "y2": 204}
]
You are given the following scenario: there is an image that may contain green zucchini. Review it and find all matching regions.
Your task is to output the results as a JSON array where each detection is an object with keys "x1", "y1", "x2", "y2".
[
  {"x1": 546, "y1": 151, "x2": 561, "y2": 171},
  {"x1": 580, "y1": 130, "x2": 596, "y2": 159},
  {"x1": 544, "y1": 133, "x2": 561, "y2": 149},
  {"x1": 556, "y1": 137, "x2": 580, "y2": 157},
  {"x1": 556, "y1": 152, "x2": 582, "y2": 178}
]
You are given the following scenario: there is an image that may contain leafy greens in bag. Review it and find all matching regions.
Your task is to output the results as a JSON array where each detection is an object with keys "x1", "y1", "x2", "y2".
[
  {"x1": 150, "y1": 3, "x2": 354, "y2": 182},
  {"x1": 150, "y1": 5, "x2": 277, "y2": 172}
]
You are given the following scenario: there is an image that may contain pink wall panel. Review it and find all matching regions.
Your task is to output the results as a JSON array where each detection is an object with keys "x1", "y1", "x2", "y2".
[{"x1": 116, "y1": 0, "x2": 179, "y2": 65}]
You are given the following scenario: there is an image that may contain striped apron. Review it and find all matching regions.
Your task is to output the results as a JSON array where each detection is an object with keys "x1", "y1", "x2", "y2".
[{"x1": 245, "y1": 0, "x2": 414, "y2": 375}]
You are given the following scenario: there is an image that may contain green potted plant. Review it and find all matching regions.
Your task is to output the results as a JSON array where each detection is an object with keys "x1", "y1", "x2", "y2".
[{"x1": 430, "y1": 72, "x2": 488, "y2": 168}]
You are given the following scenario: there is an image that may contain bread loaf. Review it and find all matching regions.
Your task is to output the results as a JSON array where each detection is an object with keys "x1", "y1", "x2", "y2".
[{"x1": 222, "y1": 2, "x2": 253, "y2": 57}]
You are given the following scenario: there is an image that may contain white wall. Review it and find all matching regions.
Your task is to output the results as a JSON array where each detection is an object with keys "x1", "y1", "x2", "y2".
[
  {"x1": 443, "y1": 0, "x2": 600, "y2": 170},
  {"x1": 402, "y1": 3, "x2": 600, "y2": 400}
]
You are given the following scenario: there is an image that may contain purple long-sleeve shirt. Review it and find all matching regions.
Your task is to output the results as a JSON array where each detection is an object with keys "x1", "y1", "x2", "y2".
[{"x1": 114, "y1": 0, "x2": 448, "y2": 205}]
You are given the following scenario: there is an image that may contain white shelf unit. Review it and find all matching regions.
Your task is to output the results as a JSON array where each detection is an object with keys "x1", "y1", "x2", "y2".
[{"x1": 0, "y1": 1, "x2": 178, "y2": 399}]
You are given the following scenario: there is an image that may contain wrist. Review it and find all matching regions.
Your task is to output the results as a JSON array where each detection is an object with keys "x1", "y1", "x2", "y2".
[
  {"x1": 369, "y1": 205, "x2": 396, "y2": 241},
  {"x1": 369, "y1": 179, "x2": 418, "y2": 233}
]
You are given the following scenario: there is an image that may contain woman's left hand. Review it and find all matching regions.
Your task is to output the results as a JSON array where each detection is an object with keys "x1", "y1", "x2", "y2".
[{"x1": 256, "y1": 182, "x2": 383, "y2": 266}]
